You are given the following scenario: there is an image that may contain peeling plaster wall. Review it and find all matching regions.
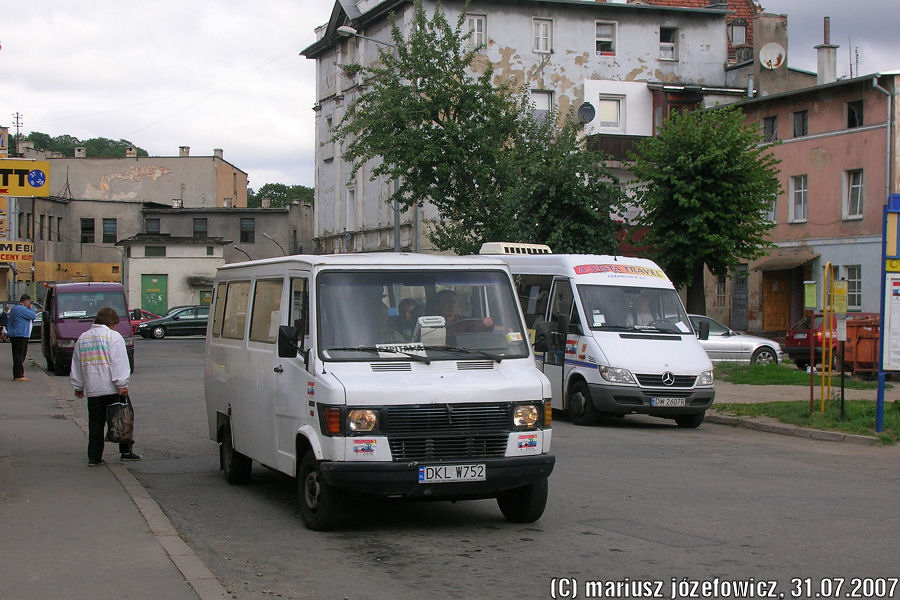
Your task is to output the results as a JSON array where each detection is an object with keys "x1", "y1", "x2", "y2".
[
  {"x1": 311, "y1": 0, "x2": 727, "y2": 252},
  {"x1": 48, "y1": 157, "x2": 247, "y2": 208}
]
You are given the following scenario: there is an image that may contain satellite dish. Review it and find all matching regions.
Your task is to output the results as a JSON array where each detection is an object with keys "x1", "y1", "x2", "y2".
[
  {"x1": 577, "y1": 102, "x2": 596, "y2": 124},
  {"x1": 759, "y1": 42, "x2": 786, "y2": 70}
]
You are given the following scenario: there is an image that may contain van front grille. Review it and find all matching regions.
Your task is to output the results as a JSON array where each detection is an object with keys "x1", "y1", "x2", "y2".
[
  {"x1": 635, "y1": 374, "x2": 697, "y2": 388},
  {"x1": 384, "y1": 403, "x2": 512, "y2": 461}
]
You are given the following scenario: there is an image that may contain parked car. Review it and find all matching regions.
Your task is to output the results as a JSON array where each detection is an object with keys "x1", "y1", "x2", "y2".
[
  {"x1": 129, "y1": 309, "x2": 160, "y2": 335},
  {"x1": 688, "y1": 314, "x2": 783, "y2": 365},
  {"x1": 136, "y1": 305, "x2": 209, "y2": 339},
  {"x1": 784, "y1": 313, "x2": 877, "y2": 371},
  {"x1": 1, "y1": 300, "x2": 43, "y2": 341}
]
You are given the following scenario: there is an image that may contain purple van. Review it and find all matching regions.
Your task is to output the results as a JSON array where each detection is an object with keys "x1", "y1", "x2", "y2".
[{"x1": 41, "y1": 282, "x2": 134, "y2": 376}]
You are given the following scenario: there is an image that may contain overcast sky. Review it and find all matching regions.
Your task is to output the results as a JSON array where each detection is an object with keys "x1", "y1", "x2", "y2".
[{"x1": 2, "y1": 0, "x2": 897, "y2": 191}]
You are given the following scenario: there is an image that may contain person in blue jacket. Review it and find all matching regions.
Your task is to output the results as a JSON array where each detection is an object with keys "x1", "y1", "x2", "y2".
[{"x1": 8, "y1": 294, "x2": 36, "y2": 381}]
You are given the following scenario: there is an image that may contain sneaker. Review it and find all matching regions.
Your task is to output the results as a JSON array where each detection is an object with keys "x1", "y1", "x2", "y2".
[
  {"x1": 120, "y1": 453, "x2": 142, "y2": 461},
  {"x1": 13, "y1": 377, "x2": 29, "y2": 382},
  {"x1": 88, "y1": 459, "x2": 106, "y2": 467}
]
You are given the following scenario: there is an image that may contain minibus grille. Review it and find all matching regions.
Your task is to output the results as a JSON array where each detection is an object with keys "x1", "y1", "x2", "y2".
[
  {"x1": 635, "y1": 374, "x2": 697, "y2": 387},
  {"x1": 371, "y1": 362, "x2": 412, "y2": 372},
  {"x1": 457, "y1": 360, "x2": 495, "y2": 370},
  {"x1": 384, "y1": 403, "x2": 511, "y2": 461}
]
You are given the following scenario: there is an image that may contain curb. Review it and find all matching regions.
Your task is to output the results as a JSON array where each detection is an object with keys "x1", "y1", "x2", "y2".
[
  {"x1": 705, "y1": 411, "x2": 881, "y2": 446},
  {"x1": 40, "y1": 357, "x2": 229, "y2": 600}
]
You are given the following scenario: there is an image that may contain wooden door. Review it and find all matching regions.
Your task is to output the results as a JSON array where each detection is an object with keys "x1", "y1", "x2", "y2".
[{"x1": 762, "y1": 271, "x2": 791, "y2": 331}]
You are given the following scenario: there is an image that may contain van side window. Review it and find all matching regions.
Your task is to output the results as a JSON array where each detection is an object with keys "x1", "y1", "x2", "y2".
[
  {"x1": 211, "y1": 282, "x2": 227, "y2": 337},
  {"x1": 290, "y1": 278, "x2": 310, "y2": 337},
  {"x1": 222, "y1": 281, "x2": 251, "y2": 340},
  {"x1": 514, "y1": 274, "x2": 553, "y2": 328},
  {"x1": 249, "y1": 279, "x2": 284, "y2": 343}
]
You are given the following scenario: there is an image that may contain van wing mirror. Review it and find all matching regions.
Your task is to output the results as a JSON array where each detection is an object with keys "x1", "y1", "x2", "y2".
[
  {"x1": 555, "y1": 313, "x2": 571, "y2": 335},
  {"x1": 277, "y1": 325, "x2": 300, "y2": 358},
  {"x1": 533, "y1": 321, "x2": 551, "y2": 352},
  {"x1": 698, "y1": 320, "x2": 710, "y2": 340}
]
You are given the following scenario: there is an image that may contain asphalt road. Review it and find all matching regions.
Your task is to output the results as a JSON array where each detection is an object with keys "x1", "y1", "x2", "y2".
[{"x1": 108, "y1": 338, "x2": 900, "y2": 600}]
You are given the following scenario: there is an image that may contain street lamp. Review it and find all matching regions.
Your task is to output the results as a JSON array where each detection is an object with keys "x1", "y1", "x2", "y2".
[
  {"x1": 262, "y1": 232, "x2": 287, "y2": 256},
  {"x1": 233, "y1": 247, "x2": 252, "y2": 261},
  {"x1": 336, "y1": 25, "x2": 403, "y2": 252}
]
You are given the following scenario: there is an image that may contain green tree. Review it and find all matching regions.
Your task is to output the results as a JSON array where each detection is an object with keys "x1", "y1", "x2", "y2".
[
  {"x1": 630, "y1": 105, "x2": 780, "y2": 313},
  {"x1": 17, "y1": 131, "x2": 148, "y2": 158},
  {"x1": 247, "y1": 183, "x2": 314, "y2": 208},
  {"x1": 332, "y1": 0, "x2": 623, "y2": 255}
]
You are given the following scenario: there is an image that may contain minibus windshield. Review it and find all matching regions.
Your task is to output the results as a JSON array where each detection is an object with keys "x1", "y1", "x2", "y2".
[
  {"x1": 577, "y1": 285, "x2": 692, "y2": 334},
  {"x1": 56, "y1": 291, "x2": 128, "y2": 320},
  {"x1": 317, "y1": 269, "x2": 530, "y2": 361}
]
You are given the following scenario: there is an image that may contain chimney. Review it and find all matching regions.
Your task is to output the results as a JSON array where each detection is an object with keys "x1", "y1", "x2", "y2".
[
  {"x1": 213, "y1": 148, "x2": 223, "y2": 159},
  {"x1": 74, "y1": 146, "x2": 86, "y2": 158},
  {"x1": 179, "y1": 145, "x2": 190, "y2": 157},
  {"x1": 125, "y1": 146, "x2": 137, "y2": 157},
  {"x1": 815, "y1": 17, "x2": 839, "y2": 85}
]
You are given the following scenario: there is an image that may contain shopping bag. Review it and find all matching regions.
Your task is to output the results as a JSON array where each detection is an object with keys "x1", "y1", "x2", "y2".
[{"x1": 106, "y1": 396, "x2": 134, "y2": 443}]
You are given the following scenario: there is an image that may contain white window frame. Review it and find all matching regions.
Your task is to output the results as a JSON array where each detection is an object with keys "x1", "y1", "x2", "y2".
[
  {"x1": 790, "y1": 175, "x2": 808, "y2": 223},
  {"x1": 530, "y1": 90, "x2": 553, "y2": 121},
  {"x1": 715, "y1": 275, "x2": 727, "y2": 308},
  {"x1": 596, "y1": 96, "x2": 624, "y2": 131},
  {"x1": 465, "y1": 14, "x2": 486, "y2": 49},
  {"x1": 765, "y1": 194, "x2": 776, "y2": 223},
  {"x1": 595, "y1": 21, "x2": 616, "y2": 56},
  {"x1": 659, "y1": 27, "x2": 677, "y2": 61},
  {"x1": 533, "y1": 18, "x2": 552, "y2": 54},
  {"x1": 728, "y1": 23, "x2": 746, "y2": 45},
  {"x1": 845, "y1": 265, "x2": 862, "y2": 309},
  {"x1": 843, "y1": 169, "x2": 864, "y2": 219}
]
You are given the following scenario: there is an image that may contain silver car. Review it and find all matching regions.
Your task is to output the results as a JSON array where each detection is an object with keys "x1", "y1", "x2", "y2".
[{"x1": 689, "y1": 314, "x2": 782, "y2": 365}]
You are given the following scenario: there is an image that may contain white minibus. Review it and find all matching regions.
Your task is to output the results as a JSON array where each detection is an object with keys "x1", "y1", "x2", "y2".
[
  {"x1": 204, "y1": 253, "x2": 554, "y2": 530},
  {"x1": 481, "y1": 243, "x2": 715, "y2": 428}
]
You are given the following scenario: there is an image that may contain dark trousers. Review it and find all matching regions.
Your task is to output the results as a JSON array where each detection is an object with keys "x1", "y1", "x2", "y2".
[
  {"x1": 10, "y1": 337, "x2": 28, "y2": 379},
  {"x1": 87, "y1": 394, "x2": 133, "y2": 462}
]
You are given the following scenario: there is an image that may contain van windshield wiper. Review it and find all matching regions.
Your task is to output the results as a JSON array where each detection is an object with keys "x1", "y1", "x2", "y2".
[
  {"x1": 326, "y1": 346, "x2": 431, "y2": 364},
  {"x1": 425, "y1": 345, "x2": 504, "y2": 363}
]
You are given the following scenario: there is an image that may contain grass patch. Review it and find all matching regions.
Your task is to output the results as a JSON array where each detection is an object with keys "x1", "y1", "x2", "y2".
[
  {"x1": 714, "y1": 362, "x2": 881, "y2": 389},
  {"x1": 713, "y1": 399, "x2": 900, "y2": 444}
]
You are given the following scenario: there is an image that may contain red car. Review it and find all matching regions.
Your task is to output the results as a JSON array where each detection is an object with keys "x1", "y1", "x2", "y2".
[
  {"x1": 130, "y1": 309, "x2": 160, "y2": 335},
  {"x1": 784, "y1": 313, "x2": 877, "y2": 370}
]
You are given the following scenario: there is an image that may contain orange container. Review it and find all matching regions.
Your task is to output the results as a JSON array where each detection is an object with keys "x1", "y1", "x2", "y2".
[{"x1": 843, "y1": 316, "x2": 880, "y2": 374}]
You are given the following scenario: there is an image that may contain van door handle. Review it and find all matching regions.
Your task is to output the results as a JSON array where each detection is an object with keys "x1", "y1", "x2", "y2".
[{"x1": 273, "y1": 365, "x2": 283, "y2": 373}]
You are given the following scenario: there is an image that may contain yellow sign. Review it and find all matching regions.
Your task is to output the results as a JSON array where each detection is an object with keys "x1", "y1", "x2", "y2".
[
  {"x1": 833, "y1": 280, "x2": 848, "y2": 314},
  {"x1": 0, "y1": 240, "x2": 34, "y2": 263},
  {"x1": 804, "y1": 280, "x2": 817, "y2": 310},
  {"x1": 0, "y1": 159, "x2": 50, "y2": 197}
]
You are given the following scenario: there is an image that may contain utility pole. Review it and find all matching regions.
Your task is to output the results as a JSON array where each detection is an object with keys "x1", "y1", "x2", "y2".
[{"x1": 11, "y1": 112, "x2": 22, "y2": 156}]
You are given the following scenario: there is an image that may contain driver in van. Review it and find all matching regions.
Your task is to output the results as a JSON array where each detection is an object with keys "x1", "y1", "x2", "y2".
[{"x1": 434, "y1": 289, "x2": 493, "y2": 334}]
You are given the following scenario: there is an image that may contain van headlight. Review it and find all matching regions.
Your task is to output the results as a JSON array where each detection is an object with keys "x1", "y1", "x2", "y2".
[
  {"x1": 599, "y1": 365, "x2": 636, "y2": 385},
  {"x1": 513, "y1": 404, "x2": 539, "y2": 428},
  {"x1": 699, "y1": 370, "x2": 714, "y2": 386},
  {"x1": 348, "y1": 409, "x2": 378, "y2": 432}
]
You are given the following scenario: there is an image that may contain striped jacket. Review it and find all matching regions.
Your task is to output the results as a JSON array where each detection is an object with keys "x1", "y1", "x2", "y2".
[{"x1": 70, "y1": 324, "x2": 130, "y2": 397}]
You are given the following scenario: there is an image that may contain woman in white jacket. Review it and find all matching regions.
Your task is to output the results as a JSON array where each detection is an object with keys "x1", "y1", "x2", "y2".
[{"x1": 70, "y1": 307, "x2": 142, "y2": 466}]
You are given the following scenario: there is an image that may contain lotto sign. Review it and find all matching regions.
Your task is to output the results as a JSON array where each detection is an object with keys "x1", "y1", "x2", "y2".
[{"x1": 0, "y1": 159, "x2": 50, "y2": 197}]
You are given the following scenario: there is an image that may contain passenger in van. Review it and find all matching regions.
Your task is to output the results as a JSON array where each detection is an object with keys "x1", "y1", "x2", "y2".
[
  {"x1": 396, "y1": 298, "x2": 422, "y2": 339},
  {"x1": 376, "y1": 302, "x2": 406, "y2": 344},
  {"x1": 434, "y1": 289, "x2": 493, "y2": 334},
  {"x1": 629, "y1": 295, "x2": 657, "y2": 327}
]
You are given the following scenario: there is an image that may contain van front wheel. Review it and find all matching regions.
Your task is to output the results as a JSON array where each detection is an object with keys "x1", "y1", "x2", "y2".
[
  {"x1": 567, "y1": 380, "x2": 599, "y2": 426},
  {"x1": 497, "y1": 478, "x2": 548, "y2": 523},
  {"x1": 297, "y1": 453, "x2": 343, "y2": 531}
]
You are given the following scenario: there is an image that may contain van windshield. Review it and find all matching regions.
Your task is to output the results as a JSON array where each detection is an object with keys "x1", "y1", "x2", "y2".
[
  {"x1": 56, "y1": 291, "x2": 128, "y2": 320},
  {"x1": 577, "y1": 285, "x2": 692, "y2": 334},
  {"x1": 317, "y1": 269, "x2": 530, "y2": 361}
]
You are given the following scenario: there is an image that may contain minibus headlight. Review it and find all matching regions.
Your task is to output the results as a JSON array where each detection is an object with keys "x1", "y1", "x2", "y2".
[
  {"x1": 599, "y1": 365, "x2": 635, "y2": 384},
  {"x1": 699, "y1": 370, "x2": 714, "y2": 386},
  {"x1": 513, "y1": 404, "x2": 539, "y2": 428},
  {"x1": 348, "y1": 409, "x2": 378, "y2": 432}
]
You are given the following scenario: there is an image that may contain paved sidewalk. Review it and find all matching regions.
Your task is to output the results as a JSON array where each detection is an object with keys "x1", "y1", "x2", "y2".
[{"x1": 0, "y1": 341, "x2": 226, "y2": 600}]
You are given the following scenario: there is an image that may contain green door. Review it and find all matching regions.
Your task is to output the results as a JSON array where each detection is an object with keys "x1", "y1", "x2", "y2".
[{"x1": 141, "y1": 274, "x2": 168, "y2": 316}]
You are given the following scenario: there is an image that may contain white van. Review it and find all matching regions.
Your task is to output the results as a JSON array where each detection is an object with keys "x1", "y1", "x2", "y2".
[
  {"x1": 204, "y1": 253, "x2": 554, "y2": 530},
  {"x1": 481, "y1": 243, "x2": 714, "y2": 428}
]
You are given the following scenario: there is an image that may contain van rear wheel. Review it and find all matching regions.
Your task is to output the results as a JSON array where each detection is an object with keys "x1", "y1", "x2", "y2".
[
  {"x1": 297, "y1": 452, "x2": 344, "y2": 531},
  {"x1": 567, "y1": 380, "x2": 598, "y2": 426},
  {"x1": 497, "y1": 478, "x2": 548, "y2": 523},
  {"x1": 221, "y1": 424, "x2": 252, "y2": 484}
]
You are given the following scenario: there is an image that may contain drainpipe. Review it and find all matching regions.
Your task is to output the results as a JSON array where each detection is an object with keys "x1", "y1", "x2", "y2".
[{"x1": 872, "y1": 76, "x2": 893, "y2": 200}]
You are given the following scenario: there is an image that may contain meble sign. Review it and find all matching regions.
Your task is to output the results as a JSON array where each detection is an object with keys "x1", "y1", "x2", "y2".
[
  {"x1": 0, "y1": 241, "x2": 34, "y2": 262},
  {"x1": 0, "y1": 159, "x2": 50, "y2": 197}
]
